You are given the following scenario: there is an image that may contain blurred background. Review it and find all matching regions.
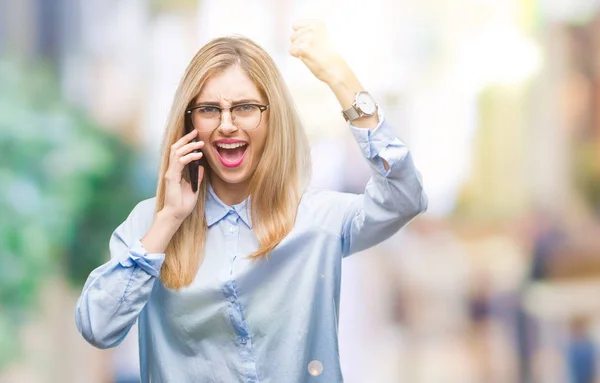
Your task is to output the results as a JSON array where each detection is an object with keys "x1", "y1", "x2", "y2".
[{"x1": 1, "y1": 0, "x2": 600, "y2": 382}]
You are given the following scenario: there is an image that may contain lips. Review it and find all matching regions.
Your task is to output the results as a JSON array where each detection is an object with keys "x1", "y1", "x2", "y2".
[{"x1": 214, "y1": 140, "x2": 248, "y2": 168}]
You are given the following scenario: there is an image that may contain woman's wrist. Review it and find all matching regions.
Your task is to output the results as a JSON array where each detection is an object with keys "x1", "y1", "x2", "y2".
[
  {"x1": 141, "y1": 209, "x2": 184, "y2": 254},
  {"x1": 156, "y1": 208, "x2": 186, "y2": 227},
  {"x1": 326, "y1": 69, "x2": 379, "y2": 130}
]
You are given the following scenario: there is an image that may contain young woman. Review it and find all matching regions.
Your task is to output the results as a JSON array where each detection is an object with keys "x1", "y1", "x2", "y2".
[{"x1": 76, "y1": 20, "x2": 427, "y2": 382}]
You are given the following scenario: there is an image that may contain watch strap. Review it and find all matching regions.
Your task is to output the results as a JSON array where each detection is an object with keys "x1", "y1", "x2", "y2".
[{"x1": 342, "y1": 104, "x2": 361, "y2": 122}]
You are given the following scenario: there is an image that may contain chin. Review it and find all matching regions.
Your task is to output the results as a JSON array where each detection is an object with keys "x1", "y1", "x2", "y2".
[
  {"x1": 216, "y1": 171, "x2": 251, "y2": 185},
  {"x1": 208, "y1": 159, "x2": 254, "y2": 186}
]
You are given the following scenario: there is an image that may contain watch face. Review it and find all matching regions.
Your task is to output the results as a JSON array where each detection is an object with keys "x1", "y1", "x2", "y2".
[{"x1": 356, "y1": 92, "x2": 377, "y2": 115}]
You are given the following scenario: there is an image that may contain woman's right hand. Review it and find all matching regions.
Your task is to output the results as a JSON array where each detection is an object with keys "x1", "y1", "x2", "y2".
[{"x1": 162, "y1": 129, "x2": 205, "y2": 222}]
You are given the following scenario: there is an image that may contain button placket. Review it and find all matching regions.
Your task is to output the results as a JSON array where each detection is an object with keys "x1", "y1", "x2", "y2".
[
  {"x1": 222, "y1": 211, "x2": 240, "y2": 274},
  {"x1": 221, "y1": 274, "x2": 258, "y2": 382}
]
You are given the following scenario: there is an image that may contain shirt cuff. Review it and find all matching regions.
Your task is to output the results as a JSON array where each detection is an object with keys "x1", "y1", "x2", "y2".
[
  {"x1": 349, "y1": 108, "x2": 398, "y2": 159},
  {"x1": 117, "y1": 239, "x2": 165, "y2": 278}
]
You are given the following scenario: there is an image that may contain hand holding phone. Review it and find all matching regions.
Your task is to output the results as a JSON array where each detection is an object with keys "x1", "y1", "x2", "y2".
[
  {"x1": 185, "y1": 120, "x2": 204, "y2": 193},
  {"x1": 161, "y1": 124, "x2": 205, "y2": 221}
]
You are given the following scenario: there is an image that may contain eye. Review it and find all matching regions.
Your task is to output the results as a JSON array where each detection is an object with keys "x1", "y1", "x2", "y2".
[
  {"x1": 196, "y1": 106, "x2": 221, "y2": 117},
  {"x1": 234, "y1": 104, "x2": 258, "y2": 113}
]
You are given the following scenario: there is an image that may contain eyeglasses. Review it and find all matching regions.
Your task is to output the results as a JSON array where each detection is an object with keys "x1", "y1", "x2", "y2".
[{"x1": 185, "y1": 103, "x2": 269, "y2": 132}]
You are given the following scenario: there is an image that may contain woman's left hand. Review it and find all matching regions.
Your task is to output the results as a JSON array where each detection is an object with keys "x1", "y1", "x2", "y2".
[{"x1": 290, "y1": 20, "x2": 350, "y2": 86}]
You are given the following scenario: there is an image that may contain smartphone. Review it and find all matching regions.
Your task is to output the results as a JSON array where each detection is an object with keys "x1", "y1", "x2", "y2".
[{"x1": 184, "y1": 115, "x2": 203, "y2": 193}]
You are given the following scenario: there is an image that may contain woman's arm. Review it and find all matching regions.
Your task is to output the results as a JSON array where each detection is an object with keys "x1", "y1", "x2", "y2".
[
  {"x1": 291, "y1": 20, "x2": 427, "y2": 255},
  {"x1": 74, "y1": 199, "x2": 167, "y2": 349},
  {"x1": 75, "y1": 129, "x2": 205, "y2": 348},
  {"x1": 340, "y1": 113, "x2": 427, "y2": 255},
  {"x1": 289, "y1": 21, "x2": 379, "y2": 128}
]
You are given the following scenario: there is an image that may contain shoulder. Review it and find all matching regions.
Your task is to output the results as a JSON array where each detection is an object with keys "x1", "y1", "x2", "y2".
[
  {"x1": 133, "y1": 197, "x2": 157, "y2": 213},
  {"x1": 125, "y1": 197, "x2": 157, "y2": 232},
  {"x1": 131, "y1": 197, "x2": 157, "y2": 217},
  {"x1": 109, "y1": 197, "x2": 157, "y2": 252},
  {"x1": 300, "y1": 188, "x2": 359, "y2": 207},
  {"x1": 297, "y1": 188, "x2": 361, "y2": 233}
]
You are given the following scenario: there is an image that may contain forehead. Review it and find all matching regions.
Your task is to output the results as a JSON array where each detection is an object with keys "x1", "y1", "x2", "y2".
[{"x1": 197, "y1": 65, "x2": 262, "y2": 102}]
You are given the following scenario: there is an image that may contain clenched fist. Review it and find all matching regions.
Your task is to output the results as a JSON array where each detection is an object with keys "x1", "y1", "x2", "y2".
[{"x1": 289, "y1": 20, "x2": 351, "y2": 86}]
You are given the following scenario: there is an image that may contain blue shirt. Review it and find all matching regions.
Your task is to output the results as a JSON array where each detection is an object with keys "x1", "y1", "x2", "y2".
[{"x1": 75, "y1": 113, "x2": 427, "y2": 383}]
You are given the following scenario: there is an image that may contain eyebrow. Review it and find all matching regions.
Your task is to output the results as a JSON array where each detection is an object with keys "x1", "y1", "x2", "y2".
[{"x1": 196, "y1": 99, "x2": 263, "y2": 106}]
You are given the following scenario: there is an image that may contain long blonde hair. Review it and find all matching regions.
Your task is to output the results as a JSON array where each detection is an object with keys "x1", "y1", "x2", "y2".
[{"x1": 155, "y1": 36, "x2": 312, "y2": 289}]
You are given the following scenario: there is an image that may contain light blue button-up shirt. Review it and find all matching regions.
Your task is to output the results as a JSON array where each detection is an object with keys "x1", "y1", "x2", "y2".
[{"x1": 75, "y1": 112, "x2": 427, "y2": 383}]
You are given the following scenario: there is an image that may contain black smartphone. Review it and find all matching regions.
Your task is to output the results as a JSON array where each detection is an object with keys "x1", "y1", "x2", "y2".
[{"x1": 184, "y1": 115, "x2": 203, "y2": 193}]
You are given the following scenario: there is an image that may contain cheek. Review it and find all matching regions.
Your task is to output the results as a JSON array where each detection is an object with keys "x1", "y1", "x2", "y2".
[
  {"x1": 197, "y1": 132, "x2": 211, "y2": 144},
  {"x1": 198, "y1": 132, "x2": 213, "y2": 149},
  {"x1": 198, "y1": 135, "x2": 215, "y2": 162},
  {"x1": 250, "y1": 125, "x2": 268, "y2": 155},
  {"x1": 250, "y1": 136, "x2": 267, "y2": 162}
]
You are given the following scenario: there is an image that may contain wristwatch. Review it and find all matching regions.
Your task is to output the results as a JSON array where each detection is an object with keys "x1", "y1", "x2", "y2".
[{"x1": 341, "y1": 91, "x2": 378, "y2": 122}]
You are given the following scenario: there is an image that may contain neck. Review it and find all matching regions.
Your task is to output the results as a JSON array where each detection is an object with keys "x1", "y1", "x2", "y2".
[{"x1": 209, "y1": 174, "x2": 250, "y2": 206}]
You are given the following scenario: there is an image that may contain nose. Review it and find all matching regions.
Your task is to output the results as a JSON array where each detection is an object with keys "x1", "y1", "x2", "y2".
[{"x1": 217, "y1": 110, "x2": 238, "y2": 134}]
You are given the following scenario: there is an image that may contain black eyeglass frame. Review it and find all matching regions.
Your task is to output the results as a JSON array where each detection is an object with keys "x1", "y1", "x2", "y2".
[{"x1": 185, "y1": 103, "x2": 269, "y2": 131}]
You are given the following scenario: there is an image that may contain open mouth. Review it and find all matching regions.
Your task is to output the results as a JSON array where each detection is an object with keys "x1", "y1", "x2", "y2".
[{"x1": 214, "y1": 141, "x2": 249, "y2": 168}]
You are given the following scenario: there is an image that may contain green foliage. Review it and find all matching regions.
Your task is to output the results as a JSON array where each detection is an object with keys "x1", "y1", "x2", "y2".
[{"x1": 0, "y1": 59, "x2": 148, "y2": 366}]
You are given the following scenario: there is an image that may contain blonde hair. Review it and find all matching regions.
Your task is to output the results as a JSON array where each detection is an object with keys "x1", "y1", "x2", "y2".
[{"x1": 155, "y1": 36, "x2": 311, "y2": 289}]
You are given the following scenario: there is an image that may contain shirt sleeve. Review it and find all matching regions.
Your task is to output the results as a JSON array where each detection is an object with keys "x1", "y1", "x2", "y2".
[
  {"x1": 74, "y1": 198, "x2": 164, "y2": 349},
  {"x1": 340, "y1": 109, "x2": 428, "y2": 256}
]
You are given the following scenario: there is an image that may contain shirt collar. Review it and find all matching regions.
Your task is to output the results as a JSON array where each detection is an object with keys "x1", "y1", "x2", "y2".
[{"x1": 205, "y1": 186, "x2": 253, "y2": 228}]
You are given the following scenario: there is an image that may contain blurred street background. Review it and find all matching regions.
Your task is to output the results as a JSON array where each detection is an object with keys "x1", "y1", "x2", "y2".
[{"x1": 1, "y1": 0, "x2": 600, "y2": 382}]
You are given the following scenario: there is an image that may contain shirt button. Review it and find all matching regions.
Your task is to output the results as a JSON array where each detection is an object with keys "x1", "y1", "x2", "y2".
[
  {"x1": 229, "y1": 226, "x2": 236, "y2": 233},
  {"x1": 229, "y1": 296, "x2": 235, "y2": 303},
  {"x1": 240, "y1": 338, "x2": 248, "y2": 345}
]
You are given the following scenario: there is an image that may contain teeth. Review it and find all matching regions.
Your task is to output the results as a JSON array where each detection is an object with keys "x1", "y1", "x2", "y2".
[{"x1": 216, "y1": 142, "x2": 247, "y2": 149}]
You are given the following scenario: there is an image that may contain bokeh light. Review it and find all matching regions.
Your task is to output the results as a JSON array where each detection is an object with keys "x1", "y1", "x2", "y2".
[{"x1": 308, "y1": 360, "x2": 324, "y2": 376}]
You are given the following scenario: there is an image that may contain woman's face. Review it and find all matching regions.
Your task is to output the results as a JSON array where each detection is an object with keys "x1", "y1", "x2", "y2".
[{"x1": 193, "y1": 65, "x2": 268, "y2": 190}]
